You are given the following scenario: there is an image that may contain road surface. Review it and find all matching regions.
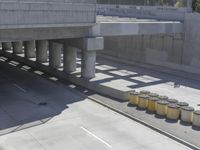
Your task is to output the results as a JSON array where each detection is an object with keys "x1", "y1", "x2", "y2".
[{"x1": 0, "y1": 57, "x2": 191, "y2": 150}]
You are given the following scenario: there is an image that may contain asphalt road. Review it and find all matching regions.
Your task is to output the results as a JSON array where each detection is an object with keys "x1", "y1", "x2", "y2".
[{"x1": 0, "y1": 58, "x2": 191, "y2": 150}]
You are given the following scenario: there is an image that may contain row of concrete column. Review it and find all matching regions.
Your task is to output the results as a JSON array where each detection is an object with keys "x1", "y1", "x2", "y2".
[{"x1": 1, "y1": 41, "x2": 96, "y2": 79}]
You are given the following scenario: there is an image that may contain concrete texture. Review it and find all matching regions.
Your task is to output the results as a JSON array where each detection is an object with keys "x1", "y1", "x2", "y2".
[
  {"x1": 93, "y1": 16, "x2": 183, "y2": 36},
  {"x1": 81, "y1": 51, "x2": 97, "y2": 79},
  {"x1": 0, "y1": 58, "x2": 194, "y2": 150},
  {"x1": 36, "y1": 40, "x2": 48, "y2": 63},
  {"x1": 2, "y1": 42, "x2": 12, "y2": 52},
  {"x1": 49, "y1": 42, "x2": 62, "y2": 69},
  {"x1": 63, "y1": 46, "x2": 77, "y2": 73},
  {"x1": 182, "y1": 13, "x2": 200, "y2": 72},
  {"x1": 97, "y1": 4, "x2": 189, "y2": 21},
  {"x1": 100, "y1": 32, "x2": 200, "y2": 75},
  {"x1": 12, "y1": 41, "x2": 23, "y2": 54},
  {"x1": 0, "y1": 0, "x2": 96, "y2": 26},
  {"x1": 24, "y1": 41, "x2": 36, "y2": 58}
]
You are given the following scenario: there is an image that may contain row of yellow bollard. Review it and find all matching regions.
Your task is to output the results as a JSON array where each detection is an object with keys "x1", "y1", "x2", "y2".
[{"x1": 129, "y1": 90, "x2": 200, "y2": 127}]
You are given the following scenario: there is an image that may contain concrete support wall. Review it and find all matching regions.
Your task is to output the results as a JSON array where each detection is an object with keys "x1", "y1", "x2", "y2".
[
  {"x1": 100, "y1": 33, "x2": 190, "y2": 73},
  {"x1": 81, "y1": 51, "x2": 97, "y2": 79},
  {"x1": 12, "y1": 41, "x2": 23, "y2": 54},
  {"x1": 49, "y1": 42, "x2": 62, "y2": 69},
  {"x1": 36, "y1": 40, "x2": 48, "y2": 63},
  {"x1": 100, "y1": 13, "x2": 200, "y2": 75},
  {"x1": 63, "y1": 45, "x2": 77, "y2": 74},
  {"x1": 2, "y1": 42, "x2": 12, "y2": 52},
  {"x1": 24, "y1": 41, "x2": 36, "y2": 58},
  {"x1": 182, "y1": 13, "x2": 200, "y2": 73}
]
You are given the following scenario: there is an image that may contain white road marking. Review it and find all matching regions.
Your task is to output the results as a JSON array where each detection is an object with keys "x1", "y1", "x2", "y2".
[
  {"x1": 80, "y1": 126, "x2": 112, "y2": 148},
  {"x1": 13, "y1": 83, "x2": 26, "y2": 93}
]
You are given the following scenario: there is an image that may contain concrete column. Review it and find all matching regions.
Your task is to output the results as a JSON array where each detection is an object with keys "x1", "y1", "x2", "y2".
[
  {"x1": 187, "y1": 0, "x2": 192, "y2": 12},
  {"x1": 63, "y1": 45, "x2": 77, "y2": 74},
  {"x1": 49, "y1": 42, "x2": 62, "y2": 69},
  {"x1": 81, "y1": 50, "x2": 96, "y2": 79},
  {"x1": 36, "y1": 40, "x2": 48, "y2": 63},
  {"x1": 24, "y1": 41, "x2": 36, "y2": 58},
  {"x1": 2, "y1": 42, "x2": 12, "y2": 52},
  {"x1": 12, "y1": 41, "x2": 23, "y2": 54}
]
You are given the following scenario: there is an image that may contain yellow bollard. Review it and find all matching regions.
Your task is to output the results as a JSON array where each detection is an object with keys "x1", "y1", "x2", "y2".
[
  {"x1": 149, "y1": 93, "x2": 159, "y2": 98},
  {"x1": 140, "y1": 90, "x2": 150, "y2": 95},
  {"x1": 193, "y1": 110, "x2": 200, "y2": 127},
  {"x1": 167, "y1": 99, "x2": 178, "y2": 104},
  {"x1": 148, "y1": 97, "x2": 159, "y2": 112},
  {"x1": 181, "y1": 106, "x2": 194, "y2": 123},
  {"x1": 156, "y1": 100, "x2": 169, "y2": 116},
  {"x1": 177, "y1": 102, "x2": 189, "y2": 114},
  {"x1": 129, "y1": 91, "x2": 140, "y2": 105},
  {"x1": 167, "y1": 104, "x2": 180, "y2": 120},
  {"x1": 158, "y1": 95, "x2": 169, "y2": 101},
  {"x1": 138, "y1": 95, "x2": 149, "y2": 109},
  {"x1": 177, "y1": 102, "x2": 189, "y2": 108}
]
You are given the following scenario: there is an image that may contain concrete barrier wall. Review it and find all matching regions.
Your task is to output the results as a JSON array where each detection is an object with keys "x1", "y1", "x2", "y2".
[
  {"x1": 100, "y1": 34, "x2": 185, "y2": 69},
  {"x1": 0, "y1": 0, "x2": 96, "y2": 27},
  {"x1": 97, "y1": 4, "x2": 189, "y2": 21},
  {"x1": 182, "y1": 13, "x2": 200, "y2": 73}
]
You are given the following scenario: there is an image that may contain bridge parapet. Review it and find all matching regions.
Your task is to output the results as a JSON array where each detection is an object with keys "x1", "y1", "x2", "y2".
[{"x1": 0, "y1": 0, "x2": 96, "y2": 28}]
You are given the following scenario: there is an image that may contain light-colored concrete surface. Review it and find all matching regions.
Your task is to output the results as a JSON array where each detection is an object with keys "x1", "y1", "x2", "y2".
[
  {"x1": 72, "y1": 55, "x2": 200, "y2": 109},
  {"x1": 24, "y1": 41, "x2": 36, "y2": 58},
  {"x1": 93, "y1": 16, "x2": 183, "y2": 36},
  {"x1": 97, "y1": 4, "x2": 189, "y2": 21},
  {"x1": 81, "y1": 51, "x2": 97, "y2": 79},
  {"x1": 63, "y1": 46, "x2": 77, "y2": 74},
  {"x1": 49, "y1": 41, "x2": 62, "y2": 69},
  {"x1": 0, "y1": 60, "x2": 192, "y2": 150},
  {"x1": 12, "y1": 41, "x2": 23, "y2": 54},
  {"x1": 36, "y1": 40, "x2": 48, "y2": 63}
]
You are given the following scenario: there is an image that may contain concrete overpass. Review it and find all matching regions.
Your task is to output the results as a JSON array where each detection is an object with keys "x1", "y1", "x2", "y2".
[{"x1": 0, "y1": 0, "x2": 183, "y2": 80}]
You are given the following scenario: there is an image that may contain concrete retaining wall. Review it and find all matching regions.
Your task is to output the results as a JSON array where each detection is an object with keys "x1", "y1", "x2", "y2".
[
  {"x1": 0, "y1": 0, "x2": 96, "y2": 27},
  {"x1": 100, "y1": 13, "x2": 200, "y2": 75},
  {"x1": 97, "y1": 4, "x2": 189, "y2": 21},
  {"x1": 182, "y1": 13, "x2": 200, "y2": 73}
]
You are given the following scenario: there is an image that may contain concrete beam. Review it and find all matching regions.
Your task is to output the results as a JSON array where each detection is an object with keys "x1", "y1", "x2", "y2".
[
  {"x1": 68, "y1": 37, "x2": 104, "y2": 51},
  {"x1": 91, "y1": 22, "x2": 183, "y2": 37},
  {"x1": 49, "y1": 41, "x2": 62, "y2": 69},
  {"x1": 36, "y1": 40, "x2": 48, "y2": 63},
  {"x1": 24, "y1": 41, "x2": 36, "y2": 58}
]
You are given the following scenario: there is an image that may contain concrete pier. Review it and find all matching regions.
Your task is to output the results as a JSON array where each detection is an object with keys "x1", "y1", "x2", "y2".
[
  {"x1": 81, "y1": 51, "x2": 96, "y2": 79},
  {"x1": 2, "y1": 42, "x2": 12, "y2": 52},
  {"x1": 12, "y1": 41, "x2": 23, "y2": 55},
  {"x1": 36, "y1": 40, "x2": 48, "y2": 63},
  {"x1": 24, "y1": 41, "x2": 36, "y2": 58},
  {"x1": 49, "y1": 42, "x2": 62, "y2": 69},
  {"x1": 63, "y1": 45, "x2": 77, "y2": 74}
]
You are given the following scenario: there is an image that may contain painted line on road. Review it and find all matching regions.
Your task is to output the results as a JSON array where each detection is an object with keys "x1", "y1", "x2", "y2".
[
  {"x1": 13, "y1": 83, "x2": 26, "y2": 93},
  {"x1": 87, "y1": 96, "x2": 200, "y2": 150},
  {"x1": 80, "y1": 126, "x2": 112, "y2": 149}
]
